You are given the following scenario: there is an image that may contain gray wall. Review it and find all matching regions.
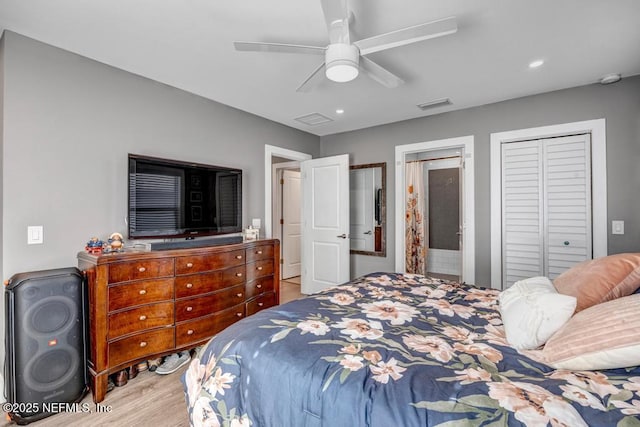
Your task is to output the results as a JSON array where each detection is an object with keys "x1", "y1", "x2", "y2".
[
  {"x1": 322, "y1": 75, "x2": 640, "y2": 285},
  {"x1": 0, "y1": 32, "x2": 319, "y2": 389},
  {"x1": 1, "y1": 31, "x2": 319, "y2": 278}
]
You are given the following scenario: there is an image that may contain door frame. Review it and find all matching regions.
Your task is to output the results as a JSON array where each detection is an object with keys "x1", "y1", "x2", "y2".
[
  {"x1": 264, "y1": 145, "x2": 312, "y2": 239},
  {"x1": 395, "y1": 135, "x2": 475, "y2": 284},
  {"x1": 489, "y1": 118, "x2": 607, "y2": 289},
  {"x1": 275, "y1": 165, "x2": 302, "y2": 279},
  {"x1": 272, "y1": 162, "x2": 302, "y2": 246}
]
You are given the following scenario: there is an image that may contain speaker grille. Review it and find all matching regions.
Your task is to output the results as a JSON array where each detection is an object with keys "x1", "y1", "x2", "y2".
[
  {"x1": 5, "y1": 267, "x2": 87, "y2": 422},
  {"x1": 25, "y1": 348, "x2": 80, "y2": 392},
  {"x1": 26, "y1": 297, "x2": 76, "y2": 335}
]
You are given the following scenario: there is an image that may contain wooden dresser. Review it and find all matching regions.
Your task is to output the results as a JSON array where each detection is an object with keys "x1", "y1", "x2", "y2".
[{"x1": 77, "y1": 239, "x2": 280, "y2": 403}]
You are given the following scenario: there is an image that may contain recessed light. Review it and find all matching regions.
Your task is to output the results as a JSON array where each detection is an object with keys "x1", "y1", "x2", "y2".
[
  {"x1": 529, "y1": 59, "x2": 544, "y2": 69},
  {"x1": 336, "y1": 109, "x2": 345, "y2": 114}
]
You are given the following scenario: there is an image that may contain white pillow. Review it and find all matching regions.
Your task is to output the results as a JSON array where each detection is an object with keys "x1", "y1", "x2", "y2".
[{"x1": 499, "y1": 277, "x2": 576, "y2": 350}]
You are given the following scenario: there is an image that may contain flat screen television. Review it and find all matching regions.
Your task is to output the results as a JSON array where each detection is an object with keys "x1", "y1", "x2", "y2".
[{"x1": 128, "y1": 154, "x2": 242, "y2": 239}]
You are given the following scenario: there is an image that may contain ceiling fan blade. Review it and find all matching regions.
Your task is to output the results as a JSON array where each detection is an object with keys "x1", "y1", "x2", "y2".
[
  {"x1": 321, "y1": 0, "x2": 350, "y2": 44},
  {"x1": 360, "y1": 57, "x2": 404, "y2": 88},
  {"x1": 354, "y1": 16, "x2": 457, "y2": 56},
  {"x1": 296, "y1": 62, "x2": 327, "y2": 93},
  {"x1": 234, "y1": 41, "x2": 325, "y2": 55}
]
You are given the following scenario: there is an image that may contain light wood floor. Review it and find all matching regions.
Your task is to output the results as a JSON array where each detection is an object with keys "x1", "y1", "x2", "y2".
[
  {"x1": 281, "y1": 276, "x2": 303, "y2": 303},
  {"x1": 2, "y1": 364, "x2": 191, "y2": 427},
  {"x1": 2, "y1": 279, "x2": 304, "y2": 426}
]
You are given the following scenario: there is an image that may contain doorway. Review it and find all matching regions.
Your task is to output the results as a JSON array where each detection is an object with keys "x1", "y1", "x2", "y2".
[
  {"x1": 395, "y1": 136, "x2": 475, "y2": 284},
  {"x1": 422, "y1": 154, "x2": 462, "y2": 281},
  {"x1": 264, "y1": 145, "x2": 311, "y2": 303}
]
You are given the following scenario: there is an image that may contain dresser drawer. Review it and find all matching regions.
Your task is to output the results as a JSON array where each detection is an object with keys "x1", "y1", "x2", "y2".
[
  {"x1": 245, "y1": 276, "x2": 274, "y2": 299},
  {"x1": 175, "y1": 249, "x2": 245, "y2": 275},
  {"x1": 246, "y1": 244, "x2": 274, "y2": 263},
  {"x1": 109, "y1": 327, "x2": 174, "y2": 368},
  {"x1": 246, "y1": 292, "x2": 277, "y2": 316},
  {"x1": 176, "y1": 304, "x2": 245, "y2": 347},
  {"x1": 223, "y1": 265, "x2": 246, "y2": 285},
  {"x1": 175, "y1": 271, "x2": 223, "y2": 299},
  {"x1": 176, "y1": 285, "x2": 245, "y2": 322},
  {"x1": 246, "y1": 259, "x2": 274, "y2": 281},
  {"x1": 108, "y1": 278, "x2": 174, "y2": 312},
  {"x1": 108, "y1": 259, "x2": 174, "y2": 284},
  {"x1": 108, "y1": 302, "x2": 174, "y2": 339}
]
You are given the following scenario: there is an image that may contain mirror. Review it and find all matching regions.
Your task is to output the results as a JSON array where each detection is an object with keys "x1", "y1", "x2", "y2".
[{"x1": 350, "y1": 162, "x2": 386, "y2": 257}]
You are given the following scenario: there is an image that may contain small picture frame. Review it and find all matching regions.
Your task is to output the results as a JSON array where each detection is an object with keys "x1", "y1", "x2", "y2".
[
  {"x1": 243, "y1": 227, "x2": 259, "y2": 241},
  {"x1": 190, "y1": 191, "x2": 203, "y2": 202},
  {"x1": 191, "y1": 206, "x2": 202, "y2": 221}
]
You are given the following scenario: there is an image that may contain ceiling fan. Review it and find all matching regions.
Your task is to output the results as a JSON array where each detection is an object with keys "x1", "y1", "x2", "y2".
[{"x1": 233, "y1": 0, "x2": 457, "y2": 92}]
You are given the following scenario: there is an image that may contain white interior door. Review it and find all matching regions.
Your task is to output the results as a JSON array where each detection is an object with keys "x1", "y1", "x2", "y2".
[
  {"x1": 349, "y1": 168, "x2": 374, "y2": 251},
  {"x1": 301, "y1": 154, "x2": 350, "y2": 294},
  {"x1": 282, "y1": 169, "x2": 301, "y2": 279}
]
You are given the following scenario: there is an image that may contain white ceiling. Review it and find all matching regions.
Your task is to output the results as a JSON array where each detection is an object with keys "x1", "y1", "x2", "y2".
[{"x1": 1, "y1": 0, "x2": 639, "y2": 136}]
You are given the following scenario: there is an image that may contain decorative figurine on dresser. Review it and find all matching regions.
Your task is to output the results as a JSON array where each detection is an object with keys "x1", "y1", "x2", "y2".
[{"x1": 77, "y1": 238, "x2": 280, "y2": 403}]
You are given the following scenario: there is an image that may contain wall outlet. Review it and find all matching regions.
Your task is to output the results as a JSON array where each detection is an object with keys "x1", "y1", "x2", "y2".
[{"x1": 612, "y1": 220, "x2": 624, "y2": 235}]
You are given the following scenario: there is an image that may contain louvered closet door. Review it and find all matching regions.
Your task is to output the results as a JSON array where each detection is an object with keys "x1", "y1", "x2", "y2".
[
  {"x1": 501, "y1": 134, "x2": 592, "y2": 287},
  {"x1": 501, "y1": 140, "x2": 544, "y2": 286},
  {"x1": 544, "y1": 134, "x2": 592, "y2": 279}
]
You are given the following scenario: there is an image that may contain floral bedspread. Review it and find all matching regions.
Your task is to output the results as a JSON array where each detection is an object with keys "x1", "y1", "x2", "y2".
[{"x1": 182, "y1": 272, "x2": 640, "y2": 427}]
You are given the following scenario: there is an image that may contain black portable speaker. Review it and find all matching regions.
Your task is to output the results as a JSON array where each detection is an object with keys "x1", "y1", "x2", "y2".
[{"x1": 4, "y1": 267, "x2": 88, "y2": 424}]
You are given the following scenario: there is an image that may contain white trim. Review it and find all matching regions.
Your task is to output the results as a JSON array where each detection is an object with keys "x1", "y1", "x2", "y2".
[
  {"x1": 490, "y1": 119, "x2": 607, "y2": 289},
  {"x1": 395, "y1": 135, "x2": 475, "y2": 284},
  {"x1": 271, "y1": 161, "x2": 301, "y2": 251},
  {"x1": 264, "y1": 145, "x2": 311, "y2": 239}
]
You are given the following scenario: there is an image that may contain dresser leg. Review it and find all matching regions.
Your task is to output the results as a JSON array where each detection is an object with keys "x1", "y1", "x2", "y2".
[{"x1": 91, "y1": 372, "x2": 107, "y2": 403}]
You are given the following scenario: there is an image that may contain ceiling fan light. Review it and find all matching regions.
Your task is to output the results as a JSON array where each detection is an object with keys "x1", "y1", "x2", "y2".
[
  {"x1": 326, "y1": 62, "x2": 359, "y2": 82},
  {"x1": 325, "y1": 43, "x2": 360, "y2": 83}
]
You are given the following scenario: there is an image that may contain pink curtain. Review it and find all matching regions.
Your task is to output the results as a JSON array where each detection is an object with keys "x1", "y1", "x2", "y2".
[{"x1": 405, "y1": 162, "x2": 426, "y2": 275}]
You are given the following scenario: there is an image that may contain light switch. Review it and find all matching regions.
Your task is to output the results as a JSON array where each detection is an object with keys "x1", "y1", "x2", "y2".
[
  {"x1": 612, "y1": 220, "x2": 624, "y2": 235},
  {"x1": 28, "y1": 226, "x2": 44, "y2": 244}
]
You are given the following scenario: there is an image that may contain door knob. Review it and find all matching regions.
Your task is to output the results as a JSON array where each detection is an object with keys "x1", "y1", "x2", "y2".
[
  {"x1": 337, "y1": 234, "x2": 347, "y2": 239},
  {"x1": 363, "y1": 230, "x2": 372, "y2": 235}
]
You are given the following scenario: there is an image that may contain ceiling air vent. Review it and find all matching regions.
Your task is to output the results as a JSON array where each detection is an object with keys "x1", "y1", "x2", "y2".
[
  {"x1": 294, "y1": 112, "x2": 333, "y2": 126},
  {"x1": 417, "y1": 98, "x2": 452, "y2": 111}
]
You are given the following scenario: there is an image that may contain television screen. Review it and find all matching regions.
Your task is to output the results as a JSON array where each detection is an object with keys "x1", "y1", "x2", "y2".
[{"x1": 128, "y1": 154, "x2": 242, "y2": 239}]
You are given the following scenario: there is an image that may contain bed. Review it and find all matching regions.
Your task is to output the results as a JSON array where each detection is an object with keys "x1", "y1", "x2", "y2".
[{"x1": 181, "y1": 272, "x2": 640, "y2": 426}]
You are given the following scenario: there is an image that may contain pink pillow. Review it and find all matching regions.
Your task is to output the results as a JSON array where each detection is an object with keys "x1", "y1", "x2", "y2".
[
  {"x1": 524, "y1": 294, "x2": 640, "y2": 370},
  {"x1": 553, "y1": 253, "x2": 640, "y2": 312}
]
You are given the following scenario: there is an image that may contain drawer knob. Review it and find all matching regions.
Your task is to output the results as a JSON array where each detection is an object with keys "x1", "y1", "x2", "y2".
[
  {"x1": 257, "y1": 250, "x2": 263, "y2": 255},
  {"x1": 139, "y1": 315, "x2": 147, "y2": 321},
  {"x1": 258, "y1": 302, "x2": 264, "y2": 307},
  {"x1": 257, "y1": 266, "x2": 263, "y2": 271},
  {"x1": 237, "y1": 293, "x2": 243, "y2": 298},
  {"x1": 139, "y1": 341, "x2": 147, "y2": 347},
  {"x1": 236, "y1": 272, "x2": 243, "y2": 277},
  {"x1": 236, "y1": 255, "x2": 243, "y2": 259},
  {"x1": 138, "y1": 267, "x2": 146, "y2": 273},
  {"x1": 256, "y1": 284, "x2": 262, "y2": 289},
  {"x1": 186, "y1": 283, "x2": 193, "y2": 289},
  {"x1": 186, "y1": 306, "x2": 193, "y2": 312},
  {"x1": 187, "y1": 329, "x2": 194, "y2": 335},
  {"x1": 236, "y1": 313, "x2": 243, "y2": 317},
  {"x1": 139, "y1": 289, "x2": 147, "y2": 295},
  {"x1": 186, "y1": 262, "x2": 193, "y2": 268}
]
